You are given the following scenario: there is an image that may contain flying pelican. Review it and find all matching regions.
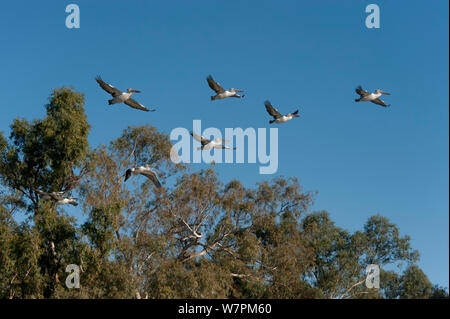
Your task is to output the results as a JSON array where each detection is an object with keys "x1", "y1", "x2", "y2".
[
  {"x1": 355, "y1": 86, "x2": 391, "y2": 107},
  {"x1": 35, "y1": 189, "x2": 78, "y2": 206},
  {"x1": 191, "y1": 132, "x2": 236, "y2": 151},
  {"x1": 264, "y1": 100, "x2": 300, "y2": 124},
  {"x1": 207, "y1": 75, "x2": 245, "y2": 101},
  {"x1": 121, "y1": 165, "x2": 162, "y2": 188},
  {"x1": 95, "y1": 76, "x2": 155, "y2": 112}
]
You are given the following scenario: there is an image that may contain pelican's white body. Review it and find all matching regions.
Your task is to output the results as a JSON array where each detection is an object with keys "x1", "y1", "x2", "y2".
[
  {"x1": 131, "y1": 166, "x2": 149, "y2": 175},
  {"x1": 124, "y1": 165, "x2": 161, "y2": 188},
  {"x1": 56, "y1": 198, "x2": 77, "y2": 206},
  {"x1": 199, "y1": 138, "x2": 234, "y2": 151},
  {"x1": 126, "y1": 166, "x2": 153, "y2": 178},
  {"x1": 359, "y1": 92, "x2": 382, "y2": 102},
  {"x1": 110, "y1": 92, "x2": 132, "y2": 104},
  {"x1": 213, "y1": 90, "x2": 239, "y2": 100},
  {"x1": 272, "y1": 115, "x2": 295, "y2": 124}
]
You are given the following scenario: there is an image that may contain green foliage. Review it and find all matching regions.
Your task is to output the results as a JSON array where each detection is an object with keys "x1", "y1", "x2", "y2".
[
  {"x1": 430, "y1": 285, "x2": 449, "y2": 299},
  {"x1": 0, "y1": 87, "x2": 445, "y2": 299},
  {"x1": 362, "y1": 215, "x2": 419, "y2": 265},
  {"x1": 398, "y1": 265, "x2": 433, "y2": 299},
  {"x1": 0, "y1": 87, "x2": 90, "y2": 298}
]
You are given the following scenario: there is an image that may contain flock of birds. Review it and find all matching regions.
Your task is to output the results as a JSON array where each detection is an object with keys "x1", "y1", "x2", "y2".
[{"x1": 33, "y1": 75, "x2": 392, "y2": 207}]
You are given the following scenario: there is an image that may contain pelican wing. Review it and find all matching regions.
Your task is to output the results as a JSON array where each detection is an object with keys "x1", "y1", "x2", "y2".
[
  {"x1": 371, "y1": 98, "x2": 390, "y2": 107},
  {"x1": 52, "y1": 192, "x2": 66, "y2": 200},
  {"x1": 214, "y1": 138, "x2": 230, "y2": 144},
  {"x1": 34, "y1": 189, "x2": 47, "y2": 196},
  {"x1": 141, "y1": 170, "x2": 162, "y2": 188},
  {"x1": 35, "y1": 189, "x2": 63, "y2": 201},
  {"x1": 124, "y1": 98, "x2": 151, "y2": 111},
  {"x1": 207, "y1": 75, "x2": 225, "y2": 93},
  {"x1": 96, "y1": 76, "x2": 122, "y2": 97},
  {"x1": 191, "y1": 132, "x2": 211, "y2": 145},
  {"x1": 214, "y1": 145, "x2": 236, "y2": 150},
  {"x1": 201, "y1": 143, "x2": 214, "y2": 151},
  {"x1": 264, "y1": 101, "x2": 283, "y2": 119},
  {"x1": 123, "y1": 169, "x2": 133, "y2": 182},
  {"x1": 355, "y1": 85, "x2": 370, "y2": 97}
]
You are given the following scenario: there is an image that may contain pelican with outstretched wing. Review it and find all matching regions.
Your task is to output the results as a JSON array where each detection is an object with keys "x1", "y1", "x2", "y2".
[
  {"x1": 355, "y1": 86, "x2": 391, "y2": 107},
  {"x1": 34, "y1": 189, "x2": 78, "y2": 206},
  {"x1": 264, "y1": 100, "x2": 300, "y2": 124},
  {"x1": 207, "y1": 75, "x2": 245, "y2": 101},
  {"x1": 120, "y1": 165, "x2": 162, "y2": 188},
  {"x1": 191, "y1": 132, "x2": 236, "y2": 151},
  {"x1": 95, "y1": 76, "x2": 156, "y2": 112}
]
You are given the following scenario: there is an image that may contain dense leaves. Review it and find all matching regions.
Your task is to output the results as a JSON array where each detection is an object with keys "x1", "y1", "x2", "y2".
[{"x1": 0, "y1": 88, "x2": 447, "y2": 299}]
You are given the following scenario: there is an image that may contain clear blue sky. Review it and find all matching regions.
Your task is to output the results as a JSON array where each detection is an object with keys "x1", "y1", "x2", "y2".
[{"x1": 0, "y1": 1, "x2": 448, "y2": 288}]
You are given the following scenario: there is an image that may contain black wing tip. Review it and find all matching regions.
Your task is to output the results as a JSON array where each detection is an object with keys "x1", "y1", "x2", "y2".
[
  {"x1": 124, "y1": 169, "x2": 132, "y2": 182},
  {"x1": 264, "y1": 100, "x2": 271, "y2": 106},
  {"x1": 95, "y1": 75, "x2": 102, "y2": 81},
  {"x1": 293, "y1": 110, "x2": 299, "y2": 114}
]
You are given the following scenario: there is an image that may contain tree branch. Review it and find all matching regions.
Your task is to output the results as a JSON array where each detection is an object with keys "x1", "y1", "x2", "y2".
[{"x1": 338, "y1": 279, "x2": 366, "y2": 299}]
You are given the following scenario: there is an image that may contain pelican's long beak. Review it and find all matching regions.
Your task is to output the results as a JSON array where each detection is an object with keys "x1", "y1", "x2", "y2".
[
  {"x1": 381, "y1": 91, "x2": 391, "y2": 95},
  {"x1": 132, "y1": 89, "x2": 142, "y2": 93},
  {"x1": 292, "y1": 114, "x2": 300, "y2": 117}
]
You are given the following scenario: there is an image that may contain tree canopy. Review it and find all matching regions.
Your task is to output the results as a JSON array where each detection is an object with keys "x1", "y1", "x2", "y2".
[{"x1": 0, "y1": 87, "x2": 447, "y2": 299}]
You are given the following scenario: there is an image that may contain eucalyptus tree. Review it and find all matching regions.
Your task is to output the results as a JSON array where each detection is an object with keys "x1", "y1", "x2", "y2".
[
  {"x1": 301, "y1": 212, "x2": 420, "y2": 299},
  {"x1": 0, "y1": 88, "x2": 444, "y2": 299},
  {"x1": 0, "y1": 87, "x2": 90, "y2": 298}
]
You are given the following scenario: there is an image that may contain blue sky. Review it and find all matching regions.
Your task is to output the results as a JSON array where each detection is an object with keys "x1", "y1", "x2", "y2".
[{"x1": 0, "y1": 1, "x2": 448, "y2": 288}]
